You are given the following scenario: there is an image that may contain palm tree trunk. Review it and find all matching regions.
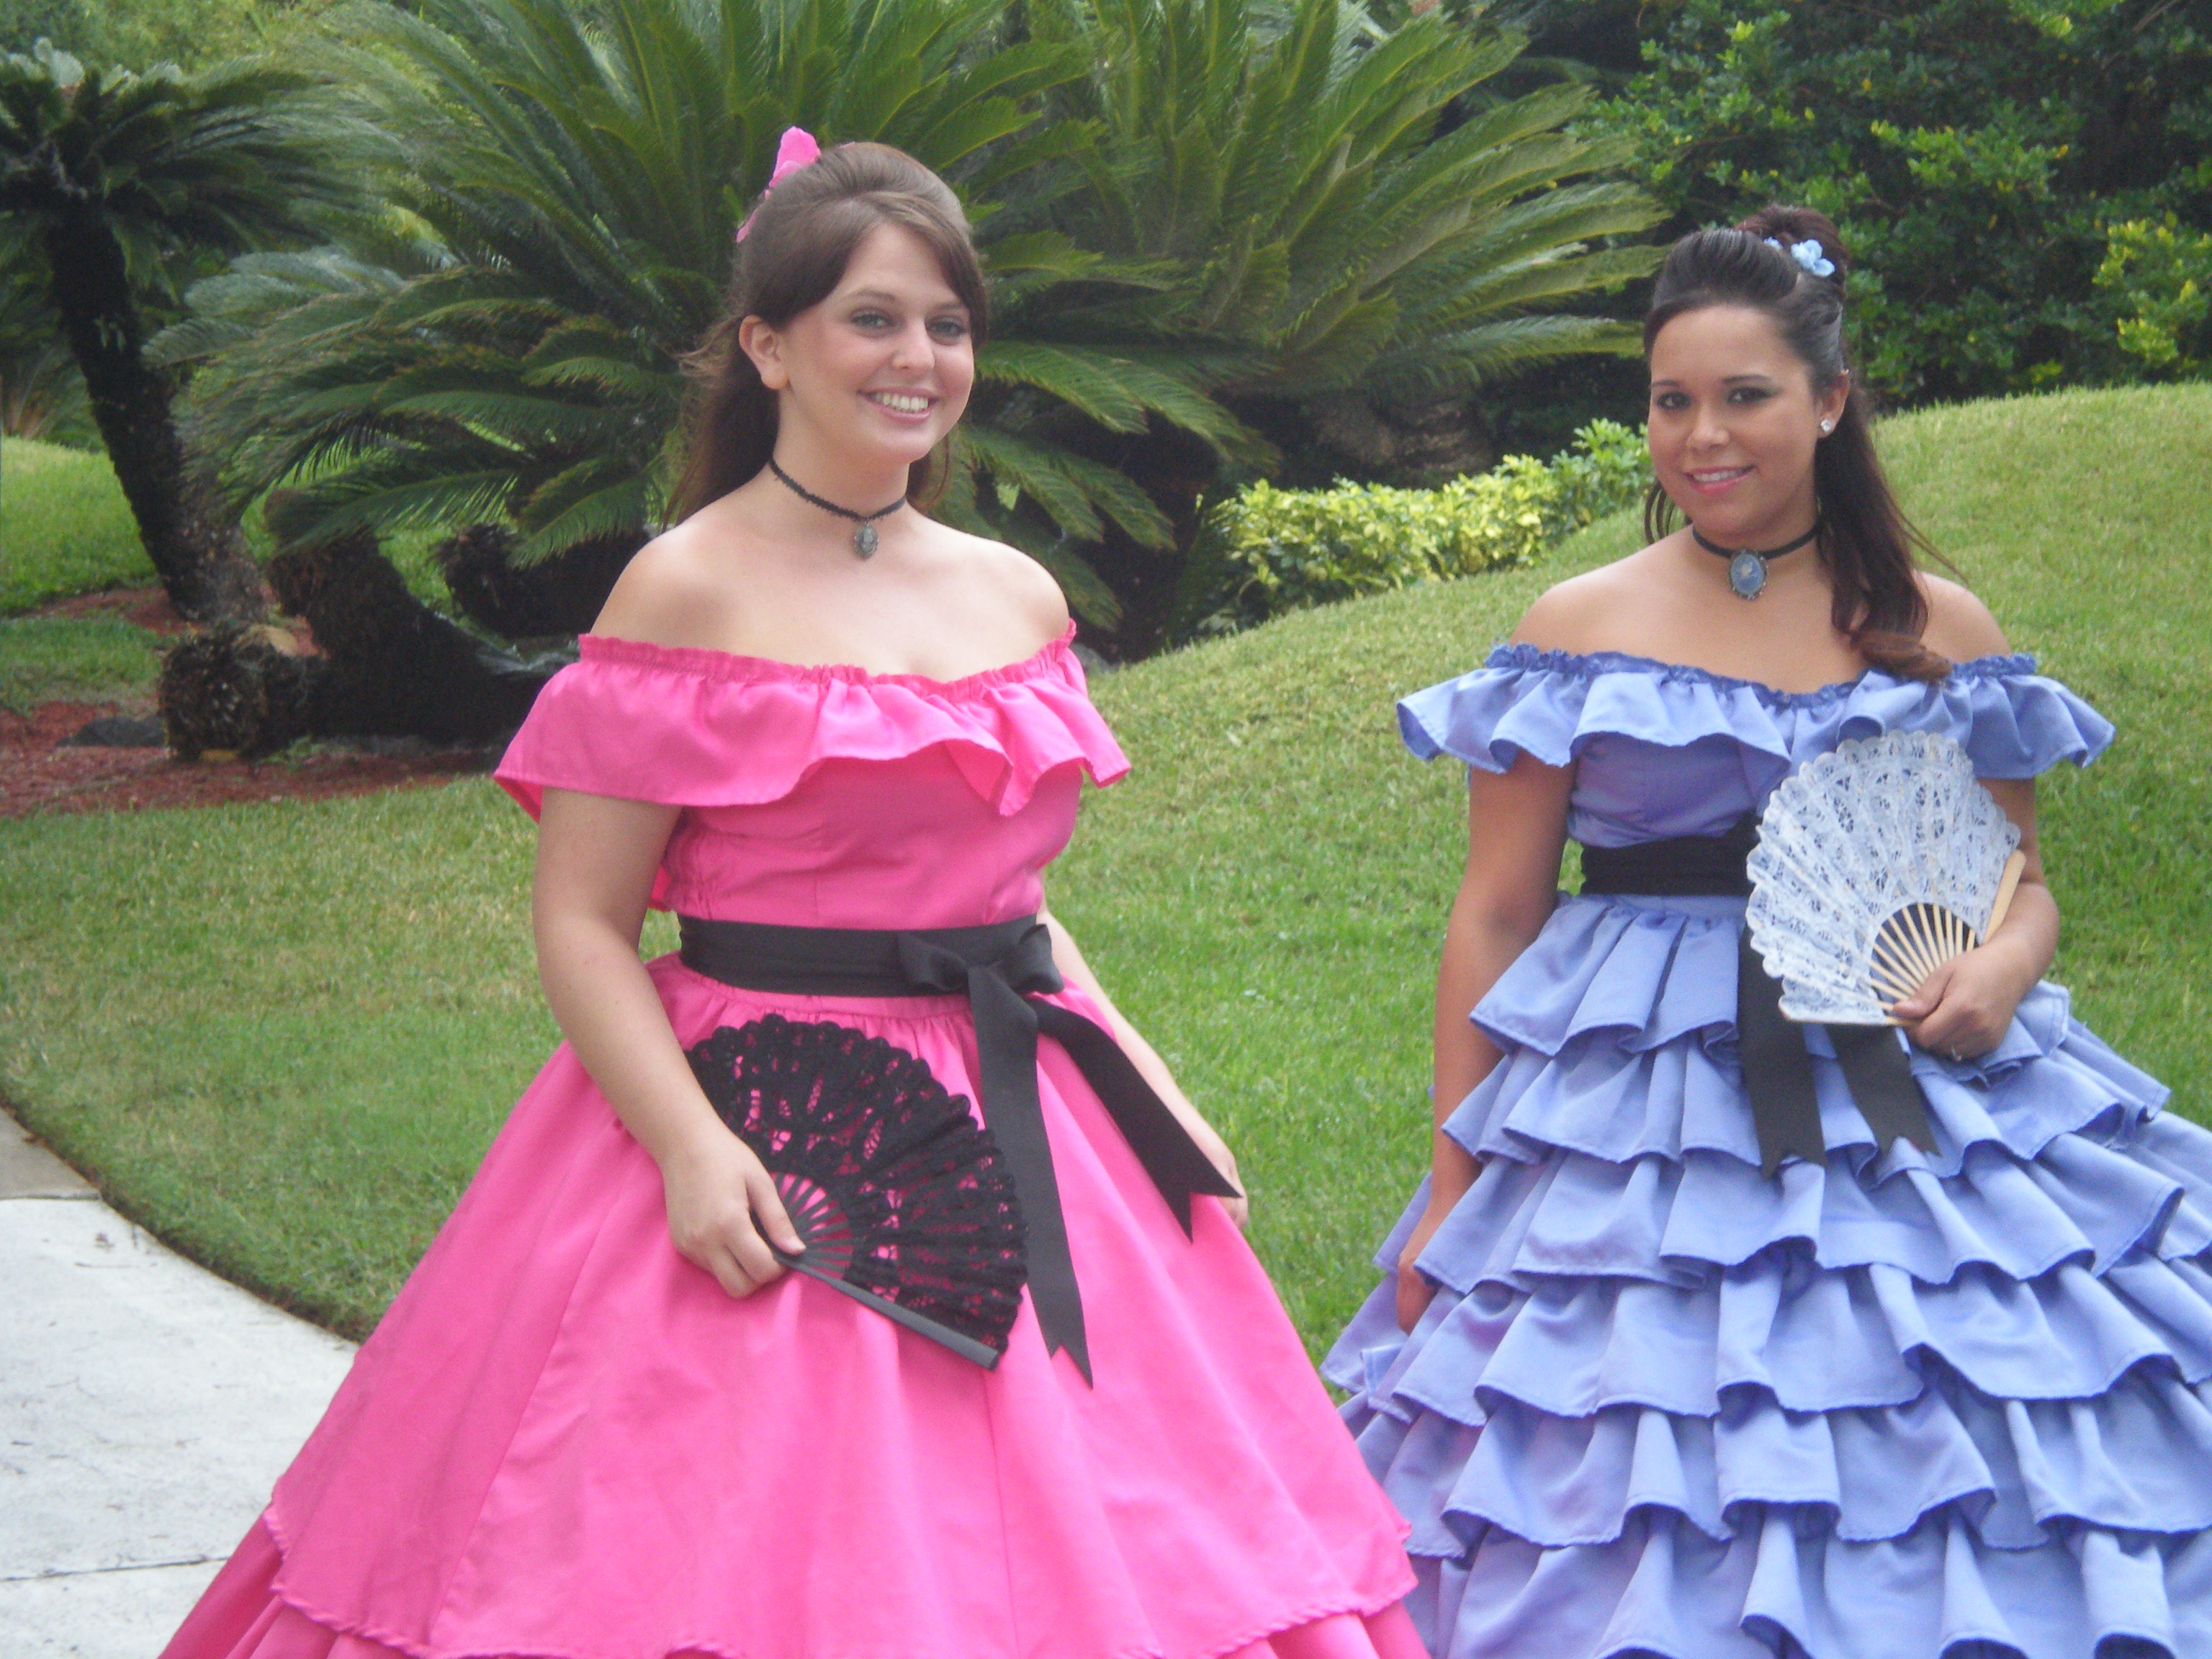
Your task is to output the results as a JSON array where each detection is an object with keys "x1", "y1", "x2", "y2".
[{"x1": 40, "y1": 213, "x2": 260, "y2": 621}]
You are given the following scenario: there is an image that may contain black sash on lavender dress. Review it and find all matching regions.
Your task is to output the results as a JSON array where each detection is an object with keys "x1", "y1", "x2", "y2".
[{"x1": 1578, "y1": 816, "x2": 1936, "y2": 1176}]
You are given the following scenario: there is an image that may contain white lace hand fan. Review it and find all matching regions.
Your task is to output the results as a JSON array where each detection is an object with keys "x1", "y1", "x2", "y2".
[{"x1": 1745, "y1": 730, "x2": 2028, "y2": 1026}]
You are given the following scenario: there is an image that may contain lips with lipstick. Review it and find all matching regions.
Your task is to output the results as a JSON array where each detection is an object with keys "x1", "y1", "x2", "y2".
[{"x1": 1686, "y1": 465, "x2": 1753, "y2": 495}]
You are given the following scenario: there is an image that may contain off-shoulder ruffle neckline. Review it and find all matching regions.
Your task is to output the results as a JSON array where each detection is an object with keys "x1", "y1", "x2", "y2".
[
  {"x1": 577, "y1": 621, "x2": 1081, "y2": 696},
  {"x1": 1483, "y1": 642, "x2": 2039, "y2": 707}
]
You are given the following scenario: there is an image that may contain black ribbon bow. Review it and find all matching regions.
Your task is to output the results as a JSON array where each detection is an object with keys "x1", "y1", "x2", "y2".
[
  {"x1": 1730, "y1": 929, "x2": 1937, "y2": 1176},
  {"x1": 678, "y1": 914, "x2": 1241, "y2": 1382},
  {"x1": 1579, "y1": 818, "x2": 1937, "y2": 1177}
]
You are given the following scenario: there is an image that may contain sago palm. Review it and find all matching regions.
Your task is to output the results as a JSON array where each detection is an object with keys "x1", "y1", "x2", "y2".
[
  {"x1": 979, "y1": 0, "x2": 1662, "y2": 640},
  {"x1": 162, "y1": 0, "x2": 1161, "y2": 613},
  {"x1": 0, "y1": 40, "x2": 351, "y2": 616},
  {"x1": 168, "y1": 0, "x2": 1659, "y2": 642}
]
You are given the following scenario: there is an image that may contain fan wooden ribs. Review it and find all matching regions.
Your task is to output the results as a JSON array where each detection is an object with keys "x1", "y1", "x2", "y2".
[{"x1": 1866, "y1": 849, "x2": 2028, "y2": 1020}]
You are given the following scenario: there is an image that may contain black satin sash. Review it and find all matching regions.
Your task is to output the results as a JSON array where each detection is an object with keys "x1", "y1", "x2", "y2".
[
  {"x1": 1579, "y1": 817, "x2": 1936, "y2": 1177},
  {"x1": 675, "y1": 914, "x2": 1241, "y2": 1383}
]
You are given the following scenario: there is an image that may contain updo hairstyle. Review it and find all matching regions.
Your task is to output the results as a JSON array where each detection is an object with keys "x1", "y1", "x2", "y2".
[
  {"x1": 672, "y1": 142, "x2": 989, "y2": 521},
  {"x1": 1642, "y1": 205, "x2": 1949, "y2": 683}
]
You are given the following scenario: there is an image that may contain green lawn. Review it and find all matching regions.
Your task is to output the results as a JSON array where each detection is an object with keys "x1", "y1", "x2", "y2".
[
  {"x1": 2, "y1": 437, "x2": 171, "y2": 709},
  {"x1": 1, "y1": 438, "x2": 150, "y2": 613},
  {"x1": 0, "y1": 616, "x2": 171, "y2": 713},
  {"x1": 2, "y1": 384, "x2": 2208, "y2": 1351},
  {"x1": 0, "y1": 434, "x2": 462, "y2": 711}
]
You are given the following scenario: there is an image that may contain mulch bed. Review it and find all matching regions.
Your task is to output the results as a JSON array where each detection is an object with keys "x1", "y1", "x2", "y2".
[
  {"x1": 3, "y1": 589, "x2": 488, "y2": 822},
  {"x1": 40, "y1": 586, "x2": 196, "y2": 637}
]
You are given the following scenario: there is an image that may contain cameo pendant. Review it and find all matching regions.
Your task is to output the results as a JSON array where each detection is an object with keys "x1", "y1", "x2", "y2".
[{"x1": 1727, "y1": 549, "x2": 1768, "y2": 600}]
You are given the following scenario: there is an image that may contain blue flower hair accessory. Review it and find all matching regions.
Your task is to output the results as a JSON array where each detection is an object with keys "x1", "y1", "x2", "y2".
[{"x1": 1766, "y1": 236, "x2": 1837, "y2": 279}]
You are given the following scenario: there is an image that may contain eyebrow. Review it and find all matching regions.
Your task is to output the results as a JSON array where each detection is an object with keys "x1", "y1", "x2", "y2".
[
  {"x1": 1648, "y1": 373, "x2": 1781, "y2": 387},
  {"x1": 843, "y1": 287, "x2": 968, "y2": 312}
]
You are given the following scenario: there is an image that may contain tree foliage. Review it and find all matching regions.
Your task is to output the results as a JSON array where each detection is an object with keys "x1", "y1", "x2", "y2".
[
  {"x1": 0, "y1": 270, "x2": 90, "y2": 443},
  {"x1": 1579, "y1": 0, "x2": 2212, "y2": 406},
  {"x1": 0, "y1": 0, "x2": 291, "y2": 71}
]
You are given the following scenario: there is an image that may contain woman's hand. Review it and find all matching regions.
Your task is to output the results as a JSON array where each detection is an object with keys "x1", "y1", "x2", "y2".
[
  {"x1": 657, "y1": 1125, "x2": 806, "y2": 1298},
  {"x1": 1145, "y1": 1065, "x2": 1249, "y2": 1229},
  {"x1": 1885, "y1": 775, "x2": 2059, "y2": 1062},
  {"x1": 1035, "y1": 908, "x2": 1250, "y2": 1228},
  {"x1": 1177, "y1": 1106, "x2": 1249, "y2": 1232},
  {"x1": 1395, "y1": 1200, "x2": 1452, "y2": 1332},
  {"x1": 536, "y1": 788, "x2": 810, "y2": 1297},
  {"x1": 1888, "y1": 939, "x2": 2038, "y2": 1060}
]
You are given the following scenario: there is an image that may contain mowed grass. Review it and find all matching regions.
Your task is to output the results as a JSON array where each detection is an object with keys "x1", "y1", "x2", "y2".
[
  {"x1": 1, "y1": 436, "x2": 171, "y2": 709},
  {"x1": 1, "y1": 438, "x2": 149, "y2": 613},
  {"x1": 0, "y1": 784, "x2": 678, "y2": 1332},
  {"x1": 2, "y1": 384, "x2": 2208, "y2": 1349},
  {"x1": 0, "y1": 616, "x2": 169, "y2": 712}
]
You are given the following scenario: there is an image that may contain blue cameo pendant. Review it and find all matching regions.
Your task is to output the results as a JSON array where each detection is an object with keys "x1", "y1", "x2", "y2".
[
  {"x1": 1727, "y1": 549, "x2": 1768, "y2": 600},
  {"x1": 854, "y1": 522, "x2": 880, "y2": 559}
]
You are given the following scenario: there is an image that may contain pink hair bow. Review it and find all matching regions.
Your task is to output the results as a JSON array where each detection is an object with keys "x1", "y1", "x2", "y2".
[{"x1": 735, "y1": 127, "x2": 822, "y2": 243}]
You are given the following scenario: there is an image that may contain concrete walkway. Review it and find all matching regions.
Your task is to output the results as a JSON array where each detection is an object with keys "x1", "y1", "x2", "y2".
[{"x1": 1, "y1": 1110, "x2": 357, "y2": 1658}]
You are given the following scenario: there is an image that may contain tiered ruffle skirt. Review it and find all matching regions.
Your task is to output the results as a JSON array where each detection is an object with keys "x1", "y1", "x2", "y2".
[{"x1": 1328, "y1": 894, "x2": 2212, "y2": 1659}]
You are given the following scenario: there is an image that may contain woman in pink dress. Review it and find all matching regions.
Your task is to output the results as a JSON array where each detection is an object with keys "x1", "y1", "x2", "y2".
[{"x1": 161, "y1": 135, "x2": 1419, "y2": 1659}]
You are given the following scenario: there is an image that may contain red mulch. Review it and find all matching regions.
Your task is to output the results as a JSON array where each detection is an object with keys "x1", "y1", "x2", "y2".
[
  {"x1": 41, "y1": 585, "x2": 195, "y2": 637},
  {"x1": 4, "y1": 588, "x2": 483, "y2": 821}
]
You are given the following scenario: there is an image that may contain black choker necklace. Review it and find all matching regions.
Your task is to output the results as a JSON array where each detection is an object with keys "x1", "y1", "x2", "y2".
[
  {"x1": 1691, "y1": 521, "x2": 1820, "y2": 600},
  {"x1": 768, "y1": 457, "x2": 904, "y2": 558}
]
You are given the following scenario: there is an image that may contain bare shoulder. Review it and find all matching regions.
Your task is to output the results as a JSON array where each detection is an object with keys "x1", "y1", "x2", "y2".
[
  {"x1": 1511, "y1": 547, "x2": 1665, "y2": 651},
  {"x1": 590, "y1": 518, "x2": 737, "y2": 644},
  {"x1": 1918, "y1": 572, "x2": 2013, "y2": 662},
  {"x1": 923, "y1": 519, "x2": 1071, "y2": 639}
]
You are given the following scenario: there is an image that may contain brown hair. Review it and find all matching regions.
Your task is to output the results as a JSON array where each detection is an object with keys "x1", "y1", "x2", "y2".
[
  {"x1": 1642, "y1": 204, "x2": 1951, "y2": 683},
  {"x1": 670, "y1": 141, "x2": 989, "y2": 522}
]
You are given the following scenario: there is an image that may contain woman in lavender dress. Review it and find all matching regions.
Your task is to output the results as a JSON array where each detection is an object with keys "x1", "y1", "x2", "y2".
[{"x1": 1328, "y1": 207, "x2": 2212, "y2": 1658}]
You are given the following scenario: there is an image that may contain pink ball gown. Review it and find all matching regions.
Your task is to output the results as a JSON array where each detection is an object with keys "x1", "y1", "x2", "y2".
[{"x1": 162, "y1": 624, "x2": 1420, "y2": 1659}]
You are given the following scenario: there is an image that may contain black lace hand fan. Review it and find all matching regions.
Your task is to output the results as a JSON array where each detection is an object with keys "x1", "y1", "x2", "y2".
[{"x1": 685, "y1": 1015, "x2": 1028, "y2": 1367}]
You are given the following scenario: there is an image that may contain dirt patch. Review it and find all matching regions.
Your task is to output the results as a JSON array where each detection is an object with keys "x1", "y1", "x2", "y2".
[{"x1": 0, "y1": 698, "x2": 487, "y2": 821}]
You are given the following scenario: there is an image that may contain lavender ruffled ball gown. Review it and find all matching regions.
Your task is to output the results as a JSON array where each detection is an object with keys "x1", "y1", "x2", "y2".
[{"x1": 1326, "y1": 647, "x2": 2212, "y2": 1659}]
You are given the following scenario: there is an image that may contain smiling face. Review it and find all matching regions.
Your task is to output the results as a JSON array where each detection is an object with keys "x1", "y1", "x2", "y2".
[
  {"x1": 741, "y1": 220, "x2": 976, "y2": 475},
  {"x1": 1647, "y1": 302, "x2": 1849, "y2": 549}
]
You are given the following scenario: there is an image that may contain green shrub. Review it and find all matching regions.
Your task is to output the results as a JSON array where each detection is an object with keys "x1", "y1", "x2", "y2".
[
  {"x1": 1184, "y1": 421, "x2": 1647, "y2": 637},
  {"x1": 0, "y1": 437, "x2": 148, "y2": 613},
  {"x1": 0, "y1": 0, "x2": 307, "y2": 70},
  {"x1": 2098, "y1": 217, "x2": 2212, "y2": 379},
  {"x1": 1577, "y1": 0, "x2": 2212, "y2": 408}
]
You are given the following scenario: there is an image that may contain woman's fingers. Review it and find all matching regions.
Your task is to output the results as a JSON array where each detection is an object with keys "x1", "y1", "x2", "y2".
[
  {"x1": 1897, "y1": 950, "x2": 2018, "y2": 1059},
  {"x1": 743, "y1": 1159, "x2": 806, "y2": 1256},
  {"x1": 698, "y1": 1238, "x2": 767, "y2": 1300},
  {"x1": 1887, "y1": 956, "x2": 1956, "y2": 1022},
  {"x1": 664, "y1": 1140, "x2": 799, "y2": 1298},
  {"x1": 1212, "y1": 1147, "x2": 1249, "y2": 1231},
  {"x1": 719, "y1": 1209, "x2": 786, "y2": 1290},
  {"x1": 1395, "y1": 1264, "x2": 1438, "y2": 1334},
  {"x1": 1395, "y1": 1205, "x2": 1450, "y2": 1332}
]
